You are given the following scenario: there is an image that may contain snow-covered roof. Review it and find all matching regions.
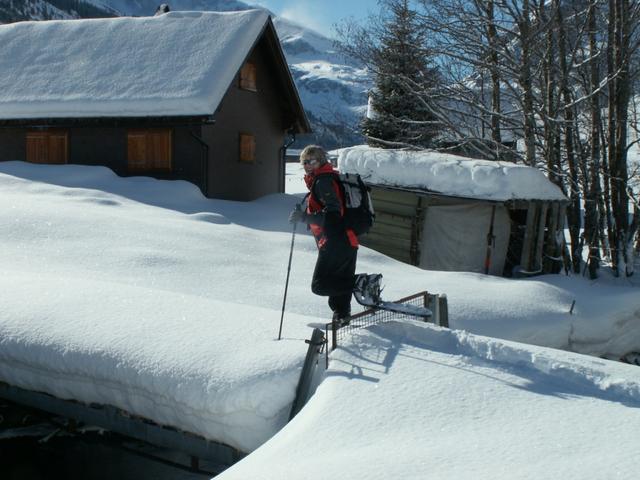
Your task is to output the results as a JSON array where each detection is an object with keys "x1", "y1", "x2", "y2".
[
  {"x1": 337, "y1": 146, "x2": 568, "y2": 202},
  {"x1": 0, "y1": 10, "x2": 270, "y2": 119}
]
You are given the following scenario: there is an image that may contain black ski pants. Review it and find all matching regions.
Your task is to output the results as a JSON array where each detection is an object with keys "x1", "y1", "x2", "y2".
[{"x1": 311, "y1": 235, "x2": 357, "y2": 318}]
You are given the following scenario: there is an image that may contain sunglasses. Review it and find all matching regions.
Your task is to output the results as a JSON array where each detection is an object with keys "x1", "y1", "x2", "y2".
[{"x1": 302, "y1": 158, "x2": 317, "y2": 166}]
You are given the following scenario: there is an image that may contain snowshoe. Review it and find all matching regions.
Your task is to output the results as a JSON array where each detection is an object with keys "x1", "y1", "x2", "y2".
[{"x1": 353, "y1": 273, "x2": 383, "y2": 306}]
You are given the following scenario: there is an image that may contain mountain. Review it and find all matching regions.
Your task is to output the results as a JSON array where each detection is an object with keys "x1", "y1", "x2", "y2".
[
  {"x1": 0, "y1": 0, "x2": 116, "y2": 23},
  {"x1": 271, "y1": 16, "x2": 368, "y2": 149},
  {"x1": 2, "y1": 0, "x2": 368, "y2": 148}
]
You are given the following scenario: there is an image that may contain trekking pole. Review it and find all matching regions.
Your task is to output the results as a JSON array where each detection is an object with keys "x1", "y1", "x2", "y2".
[{"x1": 278, "y1": 205, "x2": 300, "y2": 340}]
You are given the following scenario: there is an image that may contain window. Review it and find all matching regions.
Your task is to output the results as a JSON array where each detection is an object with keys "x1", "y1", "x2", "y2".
[
  {"x1": 26, "y1": 130, "x2": 68, "y2": 164},
  {"x1": 127, "y1": 128, "x2": 172, "y2": 172},
  {"x1": 239, "y1": 61, "x2": 257, "y2": 91},
  {"x1": 239, "y1": 133, "x2": 256, "y2": 163}
]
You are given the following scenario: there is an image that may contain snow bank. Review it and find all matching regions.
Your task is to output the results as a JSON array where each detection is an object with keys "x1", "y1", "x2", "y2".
[
  {"x1": 0, "y1": 10, "x2": 268, "y2": 118},
  {"x1": 0, "y1": 161, "x2": 638, "y2": 462},
  {"x1": 337, "y1": 145, "x2": 567, "y2": 202},
  {"x1": 220, "y1": 321, "x2": 640, "y2": 480},
  {"x1": 0, "y1": 162, "x2": 318, "y2": 453},
  {"x1": 0, "y1": 271, "x2": 309, "y2": 452}
]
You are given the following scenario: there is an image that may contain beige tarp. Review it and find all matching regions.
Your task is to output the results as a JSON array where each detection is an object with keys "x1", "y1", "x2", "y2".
[{"x1": 419, "y1": 204, "x2": 511, "y2": 275}]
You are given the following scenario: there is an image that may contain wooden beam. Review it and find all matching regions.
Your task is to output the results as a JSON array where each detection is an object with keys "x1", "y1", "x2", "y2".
[
  {"x1": 543, "y1": 203, "x2": 560, "y2": 273},
  {"x1": 410, "y1": 197, "x2": 426, "y2": 266},
  {"x1": 519, "y1": 202, "x2": 538, "y2": 272},
  {"x1": 533, "y1": 202, "x2": 549, "y2": 272}
]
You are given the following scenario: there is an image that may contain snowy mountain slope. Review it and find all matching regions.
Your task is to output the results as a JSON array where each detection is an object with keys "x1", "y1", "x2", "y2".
[
  {"x1": 0, "y1": 0, "x2": 115, "y2": 23},
  {"x1": 272, "y1": 16, "x2": 368, "y2": 148},
  {"x1": 86, "y1": 0, "x2": 251, "y2": 16}
]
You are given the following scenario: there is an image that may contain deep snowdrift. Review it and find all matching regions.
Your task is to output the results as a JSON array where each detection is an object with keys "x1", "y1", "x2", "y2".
[
  {"x1": 220, "y1": 320, "x2": 640, "y2": 479},
  {"x1": 0, "y1": 161, "x2": 639, "y2": 463}
]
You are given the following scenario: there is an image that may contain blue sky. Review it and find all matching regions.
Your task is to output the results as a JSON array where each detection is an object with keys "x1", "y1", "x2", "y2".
[{"x1": 251, "y1": 0, "x2": 379, "y2": 36}]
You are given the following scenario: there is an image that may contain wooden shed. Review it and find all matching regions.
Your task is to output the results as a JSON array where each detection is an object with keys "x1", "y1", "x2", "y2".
[
  {"x1": 338, "y1": 147, "x2": 568, "y2": 277},
  {"x1": 0, "y1": 10, "x2": 310, "y2": 201}
]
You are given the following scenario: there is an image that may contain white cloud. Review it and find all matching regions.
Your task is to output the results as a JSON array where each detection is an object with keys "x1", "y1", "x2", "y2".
[{"x1": 279, "y1": 2, "x2": 330, "y2": 33}]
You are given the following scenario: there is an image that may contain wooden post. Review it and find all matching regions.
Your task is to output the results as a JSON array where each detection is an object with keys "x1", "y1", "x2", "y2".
[
  {"x1": 520, "y1": 202, "x2": 538, "y2": 273},
  {"x1": 437, "y1": 294, "x2": 449, "y2": 328},
  {"x1": 543, "y1": 203, "x2": 560, "y2": 273},
  {"x1": 410, "y1": 196, "x2": 426, "y2": 266},
  {"x1": 290, "y1": 328, "x2": 325, "y2": 420},
  {"x1": 533, "y1": 202, "x2": 549, "y2": 272},
  {"x1": 427, "y1": 294, "x2": 437, "y2": 323},
  {"x1": 432, "y1": 294, "x2": 440, "y2": 325}
]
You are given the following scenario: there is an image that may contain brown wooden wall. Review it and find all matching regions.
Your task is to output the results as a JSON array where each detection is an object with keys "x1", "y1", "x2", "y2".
[
  {"x1": 0, "y1": 125, "x2": 205, "y2": 189},
  {"x1": 203, "y1": 38, "x2": 287, "y2": 201}
]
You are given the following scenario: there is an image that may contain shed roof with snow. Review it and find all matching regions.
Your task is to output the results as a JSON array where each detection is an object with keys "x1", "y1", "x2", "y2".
[
  {"x1": 0, "y1": 9, "x2": 308, "y2": 130},
  {"x1": 338, "y1": 146, "x2": 568, "y2": 276},
  {"x1": 337, "y1": 146, "x2": 567, "y2": 203}
]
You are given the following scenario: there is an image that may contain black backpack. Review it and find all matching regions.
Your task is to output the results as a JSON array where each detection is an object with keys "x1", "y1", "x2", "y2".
[{"x1": 313, "y1": 172, "x2": 375, "y2": 236}]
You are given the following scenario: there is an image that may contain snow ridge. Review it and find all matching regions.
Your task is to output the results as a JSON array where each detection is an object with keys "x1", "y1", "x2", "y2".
[{"x1": 373, "y1": 321, "x2": 640, "y2": 405}]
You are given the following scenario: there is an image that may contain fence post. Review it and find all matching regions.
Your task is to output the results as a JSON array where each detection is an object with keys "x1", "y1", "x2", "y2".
[
  {"x1": 437, "y1": 294, "x2": 449, "y2": 328},
  {"x1": 289, "y1": 328, "x2": 325, "y2": 420},
  {"x1": 427, "y1": 294, "x2": 437, "y2": 323}
]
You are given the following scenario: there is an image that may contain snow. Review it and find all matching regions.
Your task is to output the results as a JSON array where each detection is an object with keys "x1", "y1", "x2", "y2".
[
  {"x1": 220, "y1": 322, "x2": 640, "y2": 479},
  {"x1": 0, "y1": 10, "x2": 269, "y2": 119},
  {"x1": 338, "y1": 145, "x2": 568, "y2": 202},
  {"x1": 1, "y1": 160, "x2": 639, "y2": 478}
]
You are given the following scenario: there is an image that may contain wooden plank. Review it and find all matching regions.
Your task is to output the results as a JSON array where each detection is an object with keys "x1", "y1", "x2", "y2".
[
  {"x1": 360, "y1": 238, "x2": 412, "y2": 264},
  {"x1": 374, "y1": 210, "x2": 415, "y2": 226},
  {"x1": 364, "y1": 229, "x2": 412, "y2": 248},
  {"x1": 371, "y1": 188, "x2": 420, "y2": 217},
  {"x1": 369, "y1": 220, "x2": 413, "y2": 239},
  {"x1": 372, "y1": 202, "x2": 417, "y2": 218},
  {"x1": 371, "y1": 187, "x2": 419, "y2": 205}
]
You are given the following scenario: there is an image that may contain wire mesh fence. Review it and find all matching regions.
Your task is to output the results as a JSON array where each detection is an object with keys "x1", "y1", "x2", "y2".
[{"x1": 325, "y1": 291, "x2": 447, "y2": 356}]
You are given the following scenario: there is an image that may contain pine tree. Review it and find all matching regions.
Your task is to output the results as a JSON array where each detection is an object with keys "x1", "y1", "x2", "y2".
[{"x1": 362, "y1": 0, "x2": 440, "y2": 148}]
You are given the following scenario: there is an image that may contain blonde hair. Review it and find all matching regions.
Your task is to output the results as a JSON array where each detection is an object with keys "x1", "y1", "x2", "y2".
[{"x1": 299, "y1": 145, "x2": 328, "y2": 165}]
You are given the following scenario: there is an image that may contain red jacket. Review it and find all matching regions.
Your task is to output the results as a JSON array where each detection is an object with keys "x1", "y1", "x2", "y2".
[{"x1": 304, "y1": 163, "x2": 358, "y2": 249}]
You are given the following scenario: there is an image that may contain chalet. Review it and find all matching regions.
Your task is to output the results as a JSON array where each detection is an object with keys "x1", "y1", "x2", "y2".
[
  {"x1": 0, "y1": 10, "x2": 310, "y2": 201},
  {"x1": 338, "y1": 146, "x2": 569, "y2": 277}
]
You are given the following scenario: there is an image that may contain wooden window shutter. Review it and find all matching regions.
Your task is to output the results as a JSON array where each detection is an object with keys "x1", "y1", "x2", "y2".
[
  {"x1": 127, "y1": 128, "x2": 172, "y2": 172},
  {"x1": 26, "y1": 130, "x2": 68, "y2": 164},
  {"x1": 239, "y1": 133, "x2": 256, "y2": 163},
  {"x1": 26, "y1": 132, "x2": 49, "y2": 164},
  {"x1": 48, "y1": 131, "x2": 68, "y2": 164},
  {"x1": 127, "y1": 130, "x2": 148, "y2": 171},
  {"x1": 149, "y1": 129, "x2": 172, "y2": 171},
  {"x1": 239, "y1": 62, "x2": 257, "y2": 91}
]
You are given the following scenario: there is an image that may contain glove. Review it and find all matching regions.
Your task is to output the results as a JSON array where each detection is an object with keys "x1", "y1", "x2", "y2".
[{"x1": 289, "y1": 208, "x2": 307, "y2": 224}]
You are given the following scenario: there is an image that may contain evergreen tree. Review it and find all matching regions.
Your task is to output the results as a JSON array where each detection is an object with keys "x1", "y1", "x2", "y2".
[{"x1": 362, "y1": 0, "x2": 440, "y2": 148}]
